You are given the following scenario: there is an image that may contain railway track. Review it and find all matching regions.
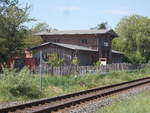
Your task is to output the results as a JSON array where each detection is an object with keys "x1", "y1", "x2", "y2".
[{"x1": 1, "y1": 77, "x2": 150, "y2": 113}]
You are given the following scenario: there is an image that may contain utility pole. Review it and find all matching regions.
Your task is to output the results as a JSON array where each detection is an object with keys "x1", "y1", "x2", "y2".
[{"x1": 39, "y1": 50, "x2": 42, "y2": 91}]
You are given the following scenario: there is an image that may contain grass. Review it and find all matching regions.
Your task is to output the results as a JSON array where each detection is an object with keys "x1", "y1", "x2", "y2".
[
  {"x1": 0, "y1": 64, "x2": 150, "y2": 102},
  {"x1": 95, "y1": 90, "x2": 150, "y2": 113}
]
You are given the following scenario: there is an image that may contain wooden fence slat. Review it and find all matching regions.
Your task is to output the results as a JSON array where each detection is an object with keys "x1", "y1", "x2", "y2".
[{"x1": 33, "y1": 63, "x2": 145, "y2": 76}]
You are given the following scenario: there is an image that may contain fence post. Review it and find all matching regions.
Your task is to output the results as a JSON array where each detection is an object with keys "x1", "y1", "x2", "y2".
[{"x1": 35, "y1": 63, "x2": 145, "y2": 76}]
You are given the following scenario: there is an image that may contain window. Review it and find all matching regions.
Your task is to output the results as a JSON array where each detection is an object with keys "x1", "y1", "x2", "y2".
[
  {"x1": 104, "y1": 42, "x2": 109, "y2": 47},
  {"x1": 81, "y1": 39, "x2": 87, "y2": 44}
]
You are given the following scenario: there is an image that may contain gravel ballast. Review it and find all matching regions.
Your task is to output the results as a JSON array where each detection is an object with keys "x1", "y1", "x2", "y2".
[{"x1": 69, "y1": 85, "x2": 150, "y2": 113}]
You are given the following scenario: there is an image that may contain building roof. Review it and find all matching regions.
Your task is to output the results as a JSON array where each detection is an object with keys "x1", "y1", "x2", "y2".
[
  {"x1": 35, "y1": 29, "x2": 118, "y2": 37},
  {"x1": 31, "y1": 42, "x2": 123, "y2": 54},
  {"x1": 53, "y1": 42, "x2": 98, "y2": 52},
  {"x1": 31, "y1": 42, "x2": 98, "y2": 52}
]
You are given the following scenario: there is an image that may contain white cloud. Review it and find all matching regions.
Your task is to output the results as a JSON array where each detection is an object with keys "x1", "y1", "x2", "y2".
[{"x1": 103, "y1": 9, "x2": 135, "y2": 15}]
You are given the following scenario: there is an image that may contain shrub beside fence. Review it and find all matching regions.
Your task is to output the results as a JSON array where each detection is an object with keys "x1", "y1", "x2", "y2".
[{"x1": 33, "y1": 63, "x2": 145, "y2": 75}]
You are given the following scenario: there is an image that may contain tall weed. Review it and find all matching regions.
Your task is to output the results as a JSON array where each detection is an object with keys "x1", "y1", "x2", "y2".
[{"x1": 0, "y1": 68, "x2": 43, "y2": 102}]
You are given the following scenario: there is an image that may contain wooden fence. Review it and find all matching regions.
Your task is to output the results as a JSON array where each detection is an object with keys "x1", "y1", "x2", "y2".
[{"x1": 33, "y1": 63, "x2": 145, "y2": 75}]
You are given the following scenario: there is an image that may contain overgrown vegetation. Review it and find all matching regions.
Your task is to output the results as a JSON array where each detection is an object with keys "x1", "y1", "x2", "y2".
[
  {"x1": 0, "y1": 64, "x2": 150, "y2": 102},
  {"x1": 95, "y1": 61, "x2": 101, "y2": 66},
  {"x1": 112, "y1": 15, "x2": 150, "y2": 63},
  {"x1": 71, "y1": 56, "x2": 80, "y2": 65},
  {"x1": 47, "y1": 54, "x2": 63, "y2": 66},
  {"x1": 96, "y1": 89, "x2": 150, "y2": 113},
  {"x1": 0, "y1": 68, "x2": 43, "y2": 102}
]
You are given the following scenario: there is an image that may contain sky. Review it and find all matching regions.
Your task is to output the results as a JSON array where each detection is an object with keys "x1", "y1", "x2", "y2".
[{"x1": 20, "y1": 0, "x2": 150, "y2": 30}]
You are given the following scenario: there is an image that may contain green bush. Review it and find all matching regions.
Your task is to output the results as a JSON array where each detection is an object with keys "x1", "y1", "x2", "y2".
[
  {"x1": 128, "y1": 51, "x2": 145, "y2": 64},
  {"x1": 95, "y1": 61, "x2": 101, "y2": 66},
  {"x1": 0, "y1": 68, "x2": 43, "y2": 101},
  {"x1": 71, "y1": 56, "x2": 80, "y2": 65},
  {"x1": 47, "y1": 54, "x2": 63, "y2": 66},
  {"x1": 143, "y1": 61, "x2": 150, "y2": 72}
]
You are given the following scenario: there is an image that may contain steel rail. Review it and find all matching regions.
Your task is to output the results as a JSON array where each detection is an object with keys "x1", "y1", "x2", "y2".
[
  {"x1": 0, "y1": 77, "x2": 150, "y2": 113},
  {"x1": 31, "y1": 79, "x2": 150, "y2": 113}
]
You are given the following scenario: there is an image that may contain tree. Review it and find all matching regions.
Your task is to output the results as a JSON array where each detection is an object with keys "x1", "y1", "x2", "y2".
[
  {"x1": 32, "y1": 22, "x2": 50, "y2": 32},
  {"x1": 71, "y1": 56, "x2": 80, "y2": 65},
  {"x1": 113, "y1": 15, "x2": 150, "y2": 63},
  {"x1": 47, "y1": 54, "x2": 63, "y2": 67},
  {"x1": 24, "y1": 22, "x2": 57, "y2": 48},
  {"x1": 95, "y1": 61, "x2": 101, "y2": 66},
  {"x1": 23, "y1": 22, "x2": 50, "y2": 48},
  {"x1": 0, "y1": 0, "x2": 33, "y2": 62},
  {"x1": 91, "y1": 22, "x2": 108, "y2": 30}
]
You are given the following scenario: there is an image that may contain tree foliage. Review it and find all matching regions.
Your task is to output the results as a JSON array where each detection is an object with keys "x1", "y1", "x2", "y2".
[
  {"x1": 91, "y1": 22, "x2": 108, "y2": 30},
  {"x1": 24, "y1": 22, "x2": 57, "y2": 48},
  {"x1": 23, "y1": 22, "x2": 50, "y2": 48},
  {"x1": 47, "y1": 54, "x2": 63, "y2": 67},
  {"x1": 32, "y1": 22, "x2": 50, "y2": 32},
  {"x1": 113, "y1": 15, "x2": 150, "y2": 63},
  {"x1": 71, "y1": 56, "x2": 80, "y2": 65},
  {"x1": 0, "y1": 0, "x2": 33, "y2": 61},
  {"x1": 95, "y1": 61, "x2": 101, "y2": 66}
]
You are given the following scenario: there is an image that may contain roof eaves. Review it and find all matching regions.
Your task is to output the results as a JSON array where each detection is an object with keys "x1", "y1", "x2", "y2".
[
  {"x1": 30, "y1": 42, "x2": 98, "y2": 52},
  {"x1": 34, "y1": 29, "x2": 113, "y2": 36}
]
